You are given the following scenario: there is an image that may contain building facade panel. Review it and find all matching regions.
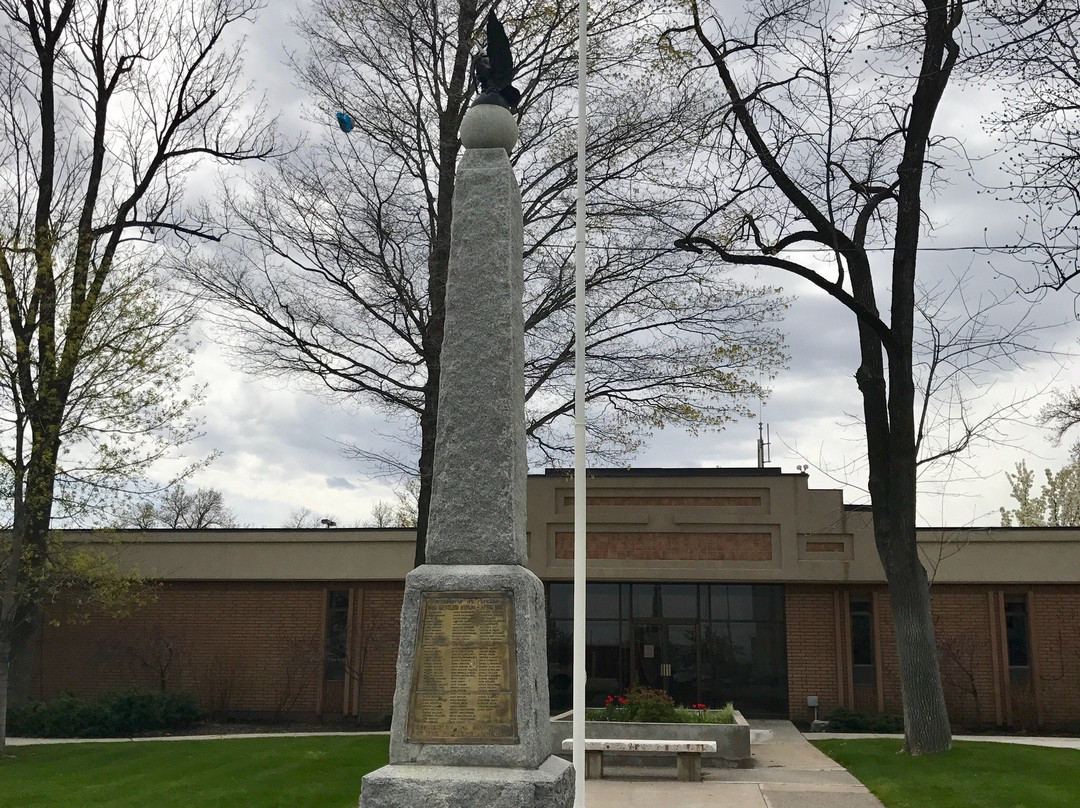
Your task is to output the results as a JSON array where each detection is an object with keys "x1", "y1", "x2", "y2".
[
  {"x1": 33, "y1": 582, "x2": 325, "y2": 714},
  {"x1": 16, "y1": 469, "x2": 1080, "y2": 731},
  {"x1": 784, "y1": 585, "x2": 843, "y2": 723},
  {"x1": 28, "y1": 580, "x2": 406, "y2": 723}
]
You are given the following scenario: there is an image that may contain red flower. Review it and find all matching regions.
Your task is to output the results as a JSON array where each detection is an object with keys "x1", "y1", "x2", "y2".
[{"x1": 691, "y1": 703, "x2": 707, "y2": 710}]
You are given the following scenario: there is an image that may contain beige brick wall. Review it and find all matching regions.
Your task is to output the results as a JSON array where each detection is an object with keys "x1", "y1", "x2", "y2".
[
  {"x1": 29, "y1": 580, "x2": 406, "y2": 722},
  {"x1": 785, "y1": 585, "x2": 843, "y2": 722},
  {"x1": 351, "y1": 582, "x2": 405, "y2": 722},
  {"x1": 786, "y1": 583, "x2": 1080, "y2": 730}
]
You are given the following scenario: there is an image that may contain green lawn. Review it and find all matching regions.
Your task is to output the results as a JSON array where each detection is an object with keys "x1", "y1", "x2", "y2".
[
  {"x1": 814, "y1": 738, "x2": 1080, "y2": 808},
  {"x1": 0, "y1": 735, "x2": 390, "y2": 808}
]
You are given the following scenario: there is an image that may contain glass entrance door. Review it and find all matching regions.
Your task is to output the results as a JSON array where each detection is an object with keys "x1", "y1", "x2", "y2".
[{"x1": 632, "y1": 622, "x2": 699, "y2": 706}]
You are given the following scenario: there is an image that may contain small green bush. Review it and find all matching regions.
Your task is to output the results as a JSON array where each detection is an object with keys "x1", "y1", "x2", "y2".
[
  {"x1": 625, "y1": 686, "x2": 677, "y2": 722},
  {"x1": 825, "y1": 706, "x2": 903, "y2": 733},
  {"x1": 9, "y1": 691, "x2": 203, "y2": 738}
]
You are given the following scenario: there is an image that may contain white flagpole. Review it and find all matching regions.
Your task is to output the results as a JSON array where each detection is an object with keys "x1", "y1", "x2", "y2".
[{"x1": 572, "y1": 0, "x2": 587, "y2": 805}]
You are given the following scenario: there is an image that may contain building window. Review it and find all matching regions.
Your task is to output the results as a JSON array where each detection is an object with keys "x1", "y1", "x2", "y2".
[
  {"x1": 1004, "y1": 596, "x2": 1030, "y2": 678},
  {"x1": 324, "y1": 589, "x2": 350, "y2": 681},
  {"x1": 850, "y1": 597, "x2": 874, "y2": 686},
  {"x1": 545, "y1": 582, "x2": 787, "y2": 716}
]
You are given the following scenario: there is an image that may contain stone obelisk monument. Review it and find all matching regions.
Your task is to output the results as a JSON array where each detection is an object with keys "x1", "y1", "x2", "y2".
[{"x1": 358, "y1": 104, "x2": 574, "y2": 808}]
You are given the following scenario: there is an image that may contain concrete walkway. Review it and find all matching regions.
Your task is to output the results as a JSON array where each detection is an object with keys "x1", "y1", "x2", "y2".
[
  {"x1": 811, "y1": 731, "x2": 1080, "y2": 750},
  {"x1": 582, "y1": 720, "x2": 885, "y2": 808}
]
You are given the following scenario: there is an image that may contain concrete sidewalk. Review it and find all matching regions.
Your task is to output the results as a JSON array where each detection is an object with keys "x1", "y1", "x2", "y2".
[
  {"x1": 581, "y1": 720, "x2": 885, "y2": 808},
  {"x1": 811, "y1": 731, "x2": 1080, "y2": 750}
]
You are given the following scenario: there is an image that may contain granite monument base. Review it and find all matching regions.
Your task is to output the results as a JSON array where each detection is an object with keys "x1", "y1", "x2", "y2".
[
  {"x1": 386, "y1": 564, "x2": 552, "y2": 768},
  {"x1": 359, "y1": 756, "x2": 574, "y2": 808}
]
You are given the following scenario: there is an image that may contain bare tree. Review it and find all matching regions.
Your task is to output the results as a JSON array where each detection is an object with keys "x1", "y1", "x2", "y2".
[
  {"x1": 962, "y1": 4, "x2": 1080, "y2": 449},
  {"x1": 975, "y1": 2, "x2": 1080, "y2": 293},
  {"x1": 673, "y1": 0, "x2": 967, "y2": 754},
  {"x1": 1041, "y1": 388, "x2": 1080, "y2": 442},
  {"x1": 0, "y1": 0, "x2": 276, "y2": 751},
  {"x1": 282, "y1": 506, "x2": 334, "y2": 529},
  {"x1": 184, "y1": 0, "x2": 788, "y2": 567},
  {"x1": 124, "y1": 486, "x2": 239, "y2": 529},
  {"x1": 936, "y1": 631, "x2": 984, "y2": 730},
  {"x1": 365, "y1": 479, "x2": 418, "y2": 528}
]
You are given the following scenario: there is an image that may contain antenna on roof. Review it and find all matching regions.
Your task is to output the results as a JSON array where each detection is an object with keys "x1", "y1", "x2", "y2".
[{"x1": 757, "y1": 407, "x2": 771, "y2": 469}]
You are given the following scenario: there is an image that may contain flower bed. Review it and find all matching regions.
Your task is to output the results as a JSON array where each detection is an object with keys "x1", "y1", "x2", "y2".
[{"x1": 584, "y1": 688, "x2": 735, "y2": 725}]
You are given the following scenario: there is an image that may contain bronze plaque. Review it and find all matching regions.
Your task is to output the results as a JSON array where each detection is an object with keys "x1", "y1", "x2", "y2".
[{"x1": 406, "y1": 591, "x2": 518, "y2": 744}]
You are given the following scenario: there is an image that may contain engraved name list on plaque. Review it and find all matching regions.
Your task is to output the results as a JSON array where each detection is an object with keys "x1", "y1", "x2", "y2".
[{"x1": 406, "y1": 591, "x2": 518, "y2": 744}]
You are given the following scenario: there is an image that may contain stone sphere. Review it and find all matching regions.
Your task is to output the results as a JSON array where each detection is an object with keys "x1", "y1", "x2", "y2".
[{"x1": 459, "y1": 104, "x2": 518, "y2": 155}]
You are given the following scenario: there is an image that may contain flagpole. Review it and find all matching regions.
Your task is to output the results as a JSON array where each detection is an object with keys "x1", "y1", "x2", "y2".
[{"x1": 572, "y1": 0, "x2": 587, "y2": 805}]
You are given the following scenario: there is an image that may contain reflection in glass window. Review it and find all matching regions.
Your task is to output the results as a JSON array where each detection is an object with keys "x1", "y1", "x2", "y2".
[
  {"x1": 850, "y1": 598, "x2": 874, "y2": 686},
  {"x1": 324, "y1": 590, "x2": 349, "y2": 681},
  {"x1": 545, "y1": 582, "x2": 787, "y2": 715},
  {"x1": 706, "y1": 585, "x2": 728, "y2": 621},
  {"x1": 1004, "y1": 597, "x2": 1030, "y2": 669},
  {"x1": 729, "y1": 622, "x2": 756, "y2": 666},
  {"x1": 728, "y1": 585, "x2": 753, "y2": 621},
  {"x1": 589, "y1": 584, "x2": 621, "y2": 619},
  {"x1": 754, "y1": 587, "x2": 784, "y2": 621},
  {"x1": 586, "y1": 620, "x2": 623, "y2": 706},
  {"x1": 547, "y1": 582, "x2": 624, "y2": 621},
  {"x1": 632, "y1": 583, "x2": 663, "y2": 618},
  {"x1": 630, "y1": 583, "x2": 699, "y2": 619},
  {"x1": 662, "y1": 584, "x2": 699, "y2": 619},
  {"x1": 546, "y1": 618, "x2": 573, "y2": 711},
  {"x1": 547, "y1": 582, "x2": 573, "y2": 620}
]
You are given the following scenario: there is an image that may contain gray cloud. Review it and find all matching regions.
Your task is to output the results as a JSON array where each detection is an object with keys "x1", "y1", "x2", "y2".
[{"x1": 163, "y1": 2, "x2": 1080, "y2": 531}]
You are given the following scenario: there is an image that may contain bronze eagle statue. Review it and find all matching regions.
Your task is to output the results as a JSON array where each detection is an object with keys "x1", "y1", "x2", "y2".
[{"x1": 471, "y1": 11, "x2": 521, "y2": 114}]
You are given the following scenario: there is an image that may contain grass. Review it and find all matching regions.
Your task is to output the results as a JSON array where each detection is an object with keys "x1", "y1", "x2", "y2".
[
  {"x1": 813, "y1": 738, "x2": 1080, "y2": 808},
  {"x1": 0, "y1": 735, "x2": 390, "y2": 808}
]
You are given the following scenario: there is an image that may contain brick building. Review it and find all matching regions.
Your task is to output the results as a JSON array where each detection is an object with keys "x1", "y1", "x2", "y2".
[{"x1": 25, "y1": 468, "x2": 1080, "y2": 731}]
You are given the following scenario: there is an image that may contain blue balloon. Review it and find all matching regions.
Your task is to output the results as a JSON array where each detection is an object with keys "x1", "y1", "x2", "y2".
[{"x1": 336, "y1": 111, "x2": 353, "y2": 133}]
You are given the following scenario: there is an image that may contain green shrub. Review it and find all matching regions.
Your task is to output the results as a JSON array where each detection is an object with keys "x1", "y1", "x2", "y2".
[
  {"x1": 825, "y1": 706, "x2": 903, "y2": 733},
  {"x1": 624, "y1": 686, "x2": 677, "y2": 722},
  {"x1": 673, "y1": 702, "x2": 735, "y2": 724},
  {"x1": 9, "y1": 691, "x2": 203, "y2": 738}
]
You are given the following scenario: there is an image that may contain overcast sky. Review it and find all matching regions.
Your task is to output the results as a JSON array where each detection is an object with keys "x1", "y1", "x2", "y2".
[{"x1": 161, "y1": 2, "x2": 1080, "y2": 530}]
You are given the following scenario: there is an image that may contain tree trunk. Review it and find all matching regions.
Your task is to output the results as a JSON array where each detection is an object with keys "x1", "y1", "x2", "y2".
[
  {"x1": 414, "y1": 388, "x2": 438, "y2": 567},
  {"x1": 0, "y1": 635, "x2": 11, "y2": 753},
  {"x1": 8, "y1": 605, "x2": 40, "y2": 703},
  {"x1": 857, "y1": 315, "x2": 952, "y2": 754},
  {"x1": 886, "y1": 553, "x2": 952, "y2": 754}
]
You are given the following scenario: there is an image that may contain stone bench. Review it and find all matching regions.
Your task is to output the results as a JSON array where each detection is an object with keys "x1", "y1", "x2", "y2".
[{"x1": 561, "y1": 738, "x2": 717, "y2": 782}]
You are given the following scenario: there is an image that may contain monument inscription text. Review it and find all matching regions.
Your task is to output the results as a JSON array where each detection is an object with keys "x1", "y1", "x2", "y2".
[{"x1": 406, "y1": 591, "x2": 518, "y2": 744}]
